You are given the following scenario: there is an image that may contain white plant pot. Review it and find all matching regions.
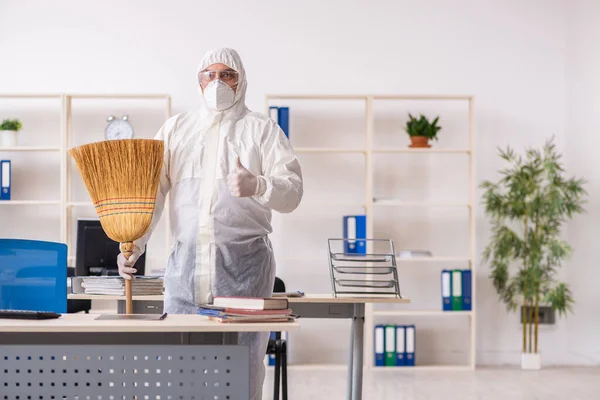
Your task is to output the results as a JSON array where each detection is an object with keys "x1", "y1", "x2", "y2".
[
  {"x1": 0, "y1": 130, "x2": 18, "y2": 147},
  {"x1": 521, "y1": 353, "x2": 541, "y2": 370}
]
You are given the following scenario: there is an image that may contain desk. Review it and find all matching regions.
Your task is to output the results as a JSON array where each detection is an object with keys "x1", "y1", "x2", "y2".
[
  {"x1": 0, "y1": 313, "x2": 298, "y2": 399},
  {"x1": 68, "y1": 293, "x2": 410, "y2": 400}
]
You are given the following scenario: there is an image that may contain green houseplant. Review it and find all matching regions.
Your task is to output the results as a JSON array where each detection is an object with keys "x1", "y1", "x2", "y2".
[
  {"x1": 0, "y1": 119, "x2": 23, "y2": 147},
  {"x1": 404, "y1": 113, "x2": 441, "y2": 148},
  {"x1": 480, "y1": 138, "x2": 586, "y2": 370}
]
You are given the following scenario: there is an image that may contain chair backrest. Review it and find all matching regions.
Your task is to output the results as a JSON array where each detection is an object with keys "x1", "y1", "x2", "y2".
[
  {"x1": 0, "y1": 239, "x2": 67, "y2": 313},
  {"x1": 273, "y1": 276, "x2": 286, "y2": 293}
]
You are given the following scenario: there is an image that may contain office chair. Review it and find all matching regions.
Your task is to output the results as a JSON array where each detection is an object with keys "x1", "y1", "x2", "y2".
[
  {"x1": 0, "y1": 239, "x2": 67, "y2": 313},
  {"x1": 266, "y1": 276, "x2": 288, "y2": 400}
]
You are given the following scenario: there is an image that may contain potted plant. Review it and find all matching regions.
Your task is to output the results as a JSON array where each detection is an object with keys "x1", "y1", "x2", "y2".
[
  {"x1": 480, "y1": 138, "x2": 586, "y2": 370},
  {"x1": 0, "y1": 119, "x2": 22, "y2": 147},
  {"x1": 404, "y1": 113, "x2": 441, "y2": 148}
]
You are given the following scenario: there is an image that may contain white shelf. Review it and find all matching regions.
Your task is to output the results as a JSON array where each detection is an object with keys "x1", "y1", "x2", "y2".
[
  {"x1": 373, "y1": 148, "x2": 471, "y2": 154},
  {"x1": 266, "y1": 94, "x2": 473, "y2": 101},
  {"x1": 67, "y1": 202, "x2": 93, "y2": 207},
  {"x1": 294, "y1": 147, "x2": 366, "y2": 154},
  {"x1": 372, "y1": 365, "x2": 473, "y2": 371},
  {"x1": 396, "y1": 257, "x2": 471, "y2": 263},
  {"x1": 372, "y1": 200, "x2": 471, "y2": 207},
  {"x1": 0, "y1": 146, "x2": 61, "y2": 152},
  {"x1": 0, "y1": 200, "x2": 61, "y2": 205},
  {"x1": 372, "y1": 94, "x2": 473, "y2": 101},
  {"x1": 267, "y1": 94, "x2": 368, "y2": 100},
  {"x1": 267, "y1": 364, "x2": 348, "y2": 371},
  {"x1": 300, "y1": 201, "x2": 366, "y2": 207},
  {"x1": 0, "y1": 94, "x2": 62, "y2": 99},
  {"x1": 68, "y1": 94, "x2": 170, "y2": 99},
  {"x1": 268, "y1": 364, "x2": 473, "y2": 371},
  {"x1": 373, "y1": 310, "x2": 472, "y2": 317}
]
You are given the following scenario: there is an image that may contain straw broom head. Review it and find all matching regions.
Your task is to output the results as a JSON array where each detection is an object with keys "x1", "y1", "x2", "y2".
[{"x1": 69, "y1": 139, "x2": 164, "y2": 256}]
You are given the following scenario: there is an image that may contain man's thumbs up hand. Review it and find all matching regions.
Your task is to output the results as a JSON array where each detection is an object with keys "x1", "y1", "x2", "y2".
[
  {"x1": 236, "y1": 157, "x2": 246, "y2": 171},
  {"x1": 227, "y1": 157, "x2": 259, "y2": 197}
]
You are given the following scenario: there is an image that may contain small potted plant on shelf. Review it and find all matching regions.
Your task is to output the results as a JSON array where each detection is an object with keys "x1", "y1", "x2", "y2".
[
  {"x1": 404, "y1": 113, "x2": 441, "y2": 148},
  {"x1": 0, "y1": 119, "x2": 22, "y2": 147},
  {"x1": 480, "y1": 138, "x2": 586, "y2": 370}
]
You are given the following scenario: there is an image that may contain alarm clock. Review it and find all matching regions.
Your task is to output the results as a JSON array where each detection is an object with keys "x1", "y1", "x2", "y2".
[{"x1": 105, "y1": 115, "x2": 134, "y2": 140}]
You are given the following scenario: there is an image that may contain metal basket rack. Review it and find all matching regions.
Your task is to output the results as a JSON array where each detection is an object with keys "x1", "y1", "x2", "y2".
[{"x1": 327, "y1": 238, "x2": 402, "y2": 298}]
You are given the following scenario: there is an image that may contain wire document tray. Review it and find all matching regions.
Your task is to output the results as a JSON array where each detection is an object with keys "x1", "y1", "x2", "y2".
[{"x1": 327, "y1": 238, "x2": 402, "y2": 298}]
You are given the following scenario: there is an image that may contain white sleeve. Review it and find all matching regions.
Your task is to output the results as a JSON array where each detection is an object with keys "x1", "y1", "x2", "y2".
[
  {"x1": 130, "y1": 116, "x2": 175, "y2": 254},
  {"x1": 254, "y1": 119, "x2": 303, "y2": 213}
]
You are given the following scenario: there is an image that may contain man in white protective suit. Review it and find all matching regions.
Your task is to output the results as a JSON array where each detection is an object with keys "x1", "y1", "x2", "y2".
[{"x1": 117, "y1": 47, "x2": 303, "y2": 400}]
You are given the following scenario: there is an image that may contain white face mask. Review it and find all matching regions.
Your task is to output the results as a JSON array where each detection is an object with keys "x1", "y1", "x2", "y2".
[{"x1": 203, "y1": 80, "x2": 235, "y2": 111}]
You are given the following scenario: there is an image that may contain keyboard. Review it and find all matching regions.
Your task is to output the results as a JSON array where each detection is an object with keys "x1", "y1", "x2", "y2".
[{"x1": 0, "y1": 310, "x2": 61, "y2": 320}]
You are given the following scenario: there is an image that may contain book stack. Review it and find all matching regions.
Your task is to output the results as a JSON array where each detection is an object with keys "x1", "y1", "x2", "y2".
[
  {"x1": 81, "y1": 276, "x2": 164, "y2": 296},
  {"x1": 198, "y1": 296, "x2": 296, "y2": 323}
]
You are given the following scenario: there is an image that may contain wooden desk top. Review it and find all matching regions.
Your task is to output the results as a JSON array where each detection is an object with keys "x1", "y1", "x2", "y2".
[
  {"x1": 68, "y1": 293, "x2": 410, "y2": 304},
  {"x1": 0, "y1": 314, "x2": 299, "y2": 333},
  {"x1": 286, "y1": 294, "x2": 410, "y2": 304}
]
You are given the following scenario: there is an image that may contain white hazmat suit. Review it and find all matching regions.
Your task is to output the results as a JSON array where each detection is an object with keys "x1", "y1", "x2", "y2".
[{"x1": 118, "y1": 48, "x2": 303, "y2": 400}]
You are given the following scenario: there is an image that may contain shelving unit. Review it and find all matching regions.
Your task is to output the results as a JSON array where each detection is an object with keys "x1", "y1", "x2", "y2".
[
  {"x1": 0, "y1": 147, "x2": 61, "y2": 152},
  {"x1": 0, "y1": 93, "x2": 172, "y2": 273},
  {"x1": 266, "y1": 94, "x2": 476, "y2": 371},
  {"x1": 63, "y1": 93, "x2": 172, "y2": 269}
]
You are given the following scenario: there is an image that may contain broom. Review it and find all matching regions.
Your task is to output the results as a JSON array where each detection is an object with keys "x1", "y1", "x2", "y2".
[{"x1": 69, "y1": 139, "x2": 164, "y2": 314}]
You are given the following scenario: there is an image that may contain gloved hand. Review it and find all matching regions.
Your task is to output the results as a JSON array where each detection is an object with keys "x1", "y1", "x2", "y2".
[
  {"x1": 227, "y1": 157, "x2": 265, "y2": 197},
  {"x1": 117, "y1": 244, "x2": 141, "y2": 280}
]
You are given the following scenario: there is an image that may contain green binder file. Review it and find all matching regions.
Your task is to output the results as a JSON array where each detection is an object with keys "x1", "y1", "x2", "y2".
[
  {"x1": 385, "y1": 325, "x2": 396, "y2": 366},
  {"x1": 452, "y1": 269, "x2": 463, "y2": 311}
]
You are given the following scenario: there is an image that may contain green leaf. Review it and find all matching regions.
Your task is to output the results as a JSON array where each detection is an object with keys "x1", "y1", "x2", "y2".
[
  {"x1": 403, "y1": 113, "x2": 441, "y2": 139},
  {"x1": 544, "y1": 283, "x2": 574, "y2": 317},
  {"x1": 0, "y1": 119, "x2": 22, "y2": 131}
]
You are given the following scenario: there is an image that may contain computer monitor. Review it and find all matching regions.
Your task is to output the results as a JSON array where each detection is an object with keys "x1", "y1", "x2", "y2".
[{"x1": 75, "y1": 219, "x2": 146, "y2": 277}]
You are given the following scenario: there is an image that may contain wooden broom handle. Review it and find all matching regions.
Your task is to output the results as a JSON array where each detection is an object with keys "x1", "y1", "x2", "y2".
[{"x1": 121, "y1": 242, "x2": 134, "y2": 315}]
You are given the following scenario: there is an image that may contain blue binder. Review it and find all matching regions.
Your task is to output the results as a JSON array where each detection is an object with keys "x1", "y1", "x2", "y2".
[
  {"x1": 395, "y1": 325, "x2": 406, "y2": 366},
  {"x1": 277, "y1": 107, "x2": 289, "y2": 138},
  {"x1": 441, "y1": 269, "x2": 452, "y2": 311},
  {"x1": 1, "y1": 160, "x2": 10, "y2": 200},
  {"x1": 374, "y1": 324, "x2": 385, "y2": 366},
  {"x1": 405, "y1": 325, "x2": 416, "y2": 366},
  {"x1": 462, "y1": 269, "x2": 472, "y2": 311},
  {"x1": 343, "y1": 215, "x2": 366, "y2": 254}
]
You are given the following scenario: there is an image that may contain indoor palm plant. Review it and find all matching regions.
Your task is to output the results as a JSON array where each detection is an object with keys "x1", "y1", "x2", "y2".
[
  {"x1": 480, "y1": 138, "x2": 586, "y2": 370},
  {"x1": 0, "y1": 118, "x2": 22, "y2": 147},
  {"x1": 404, "y1": 113, "x2": 441, "y2": 148}
]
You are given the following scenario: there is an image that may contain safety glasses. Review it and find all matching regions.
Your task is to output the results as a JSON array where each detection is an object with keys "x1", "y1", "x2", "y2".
[{"x1": 199, "y1": 70, "x2": 239, "y2": 87}]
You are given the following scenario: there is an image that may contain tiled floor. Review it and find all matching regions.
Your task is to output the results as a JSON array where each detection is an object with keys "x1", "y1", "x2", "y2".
[{"x1": 262, "y1": 366, "x2": 600, "y2": 400}]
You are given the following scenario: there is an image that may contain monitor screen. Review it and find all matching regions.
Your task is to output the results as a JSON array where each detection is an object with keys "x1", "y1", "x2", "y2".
[{"x1": 75, "y1": 219, "x2": 146, "y2": 277}]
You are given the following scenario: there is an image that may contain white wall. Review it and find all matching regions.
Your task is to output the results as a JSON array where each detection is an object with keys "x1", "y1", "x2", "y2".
[
  {"x1": 565, "y1": 0, "x2": 600, "y2": 365},
  {"x1": 1, "y1": 0, "x2": 596, "y2": 366}
]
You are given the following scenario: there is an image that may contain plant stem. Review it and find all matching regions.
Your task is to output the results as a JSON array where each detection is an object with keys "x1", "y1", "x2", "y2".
[
  {"x1": 534, "y1": 292, "x2": 540, "y2": 353},
  {"x1": 528, "y1": 298, "x2": 534, "y2": 353},
  {"x1": 522, "y1": 294, "x2": 527, "y2": 353},
  {"x1": 522, "y1": 214, "x2": 529, "y2": 354},
  {"x1": 533, "y1": 197, "x2": 541, "y2": 354}
]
